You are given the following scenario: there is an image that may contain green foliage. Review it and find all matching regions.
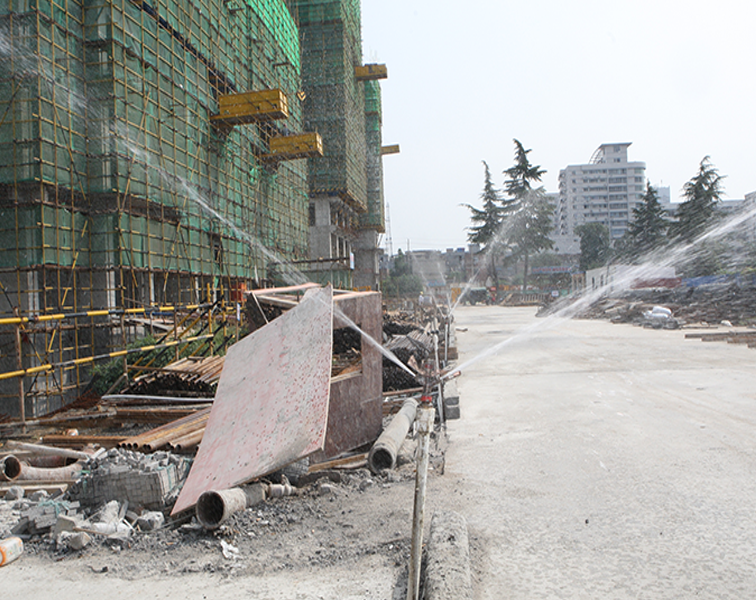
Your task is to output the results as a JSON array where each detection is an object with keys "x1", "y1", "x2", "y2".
[
  {"x1": 464, "y1": 161, "x2": 503, "y2": 247},
  {"x1": 503, "y1": 139, "x2": 546, "y2": 198},
  {"x1": 531, "y1": 252, "x2": 566, "y2": 268},
  {"x1": 463, "y1": 161, "x2": 506, "y2": 286},
  {"x1": 90, "y1": 335, "x2": 170, "y2": 396},
  {"x1": 509, "y1": 190, "x2": 555, "y2": 259},
  {"x1": 502, "y1": 141, "x2": 552, "y2": 289},
  {"x1": 622, "y1": 183, "x2": 669, "y2": 261},
  {"x1": 465, "y1": 141, "x2": 553, "y2": 289},
  {"x1": 670, "y1": 156, "x2": 725, "y2": 242},
  {"x1": 576, "y1": 222, "x2": 612, "y2": 271},
  {"x1": 382, "y1": 249, "x2": 424, "y2": 297},
  {"x1": 382, "y1": 273, "x2": 424, "y2": 298}
]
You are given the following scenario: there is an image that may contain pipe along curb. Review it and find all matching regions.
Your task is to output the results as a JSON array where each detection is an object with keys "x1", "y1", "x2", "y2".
[{"x1": 423, "y1": 510, "x2": 473, "y2": 600}]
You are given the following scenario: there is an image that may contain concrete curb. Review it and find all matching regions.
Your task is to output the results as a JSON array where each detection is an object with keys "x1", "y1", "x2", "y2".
[{"x1": 424, "y1": 510, "x2": 473, "y2": 600}]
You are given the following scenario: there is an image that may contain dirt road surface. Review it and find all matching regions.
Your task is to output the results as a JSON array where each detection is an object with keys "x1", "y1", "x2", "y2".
[
  {"x1": 4, "y1": 306, "x2": 756, "y2": 599},
  {"x1": 434, "y1": 306, "x2": 756, "y2": 599}
]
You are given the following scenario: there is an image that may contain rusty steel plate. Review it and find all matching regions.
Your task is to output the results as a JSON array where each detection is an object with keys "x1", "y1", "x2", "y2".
[{"x1": 172, "y1": 285, "x2": 333, "y2": 514}]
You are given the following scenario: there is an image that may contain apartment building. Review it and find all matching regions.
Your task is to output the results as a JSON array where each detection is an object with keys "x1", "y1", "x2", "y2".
[{"x1": 556, "y1": 143, "x2": 646, "y2": 240}]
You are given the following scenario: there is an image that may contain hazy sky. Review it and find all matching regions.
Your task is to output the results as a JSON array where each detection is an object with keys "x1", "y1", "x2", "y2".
[{"x1": 360, "y1": 1, "x2": 756, "y2": 252}]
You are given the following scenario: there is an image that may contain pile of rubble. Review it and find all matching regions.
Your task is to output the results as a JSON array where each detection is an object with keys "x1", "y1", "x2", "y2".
[
  {"x1": 0, "y1": 429, "x2": 443, "y2": 572},
  {"x1": 553, "y1": 283, "x2": 756, "y2": 328}
]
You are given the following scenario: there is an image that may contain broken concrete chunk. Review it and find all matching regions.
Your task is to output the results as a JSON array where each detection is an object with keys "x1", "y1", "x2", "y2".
[
  {"x1": 56, "y1": 530, "x2": 92, "y2": 551},
  {"x1": 69, "y1": 531, "x2": 91, "y2": 550},
  {"x1": 4, "y1": 487, "x2": 24, "y2": 501},
  {"x1": 53, "y1": 514, "x2": 82, "y2": 537},
  {"x1": 136, "y1": 511, "x2": 164, "y2": 531},
  {"x1": 220, "y1": 539, "x2": 239, "y2": 560}
]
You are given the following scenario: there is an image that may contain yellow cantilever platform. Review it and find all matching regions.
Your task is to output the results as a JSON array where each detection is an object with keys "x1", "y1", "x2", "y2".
[
  {"x1": 211, "y1": 89, "x2": 289, "y2": 125},
  {"x1": 354, "y1": 64, "x2": 388, "y2": 81},
  {"x1": 263, "y1": 132, "x2": 324, "y2": 161}
]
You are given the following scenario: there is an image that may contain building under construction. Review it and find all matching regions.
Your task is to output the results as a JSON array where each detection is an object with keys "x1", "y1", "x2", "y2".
[{"x1": 0, "y1": 0, "x2": 389, "y2": 417}]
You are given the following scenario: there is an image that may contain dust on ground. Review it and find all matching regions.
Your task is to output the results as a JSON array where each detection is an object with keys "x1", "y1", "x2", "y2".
[{"x1": 2, "y1": 434, "x2": 448, "y2": 600}]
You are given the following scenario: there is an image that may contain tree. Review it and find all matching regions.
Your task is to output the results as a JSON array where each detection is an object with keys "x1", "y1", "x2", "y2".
[
  {"x1": 670, "y1": 156, "x2": 725, "y2": 242},
  {"x1": 382, "y1": 249, "x2": 423, "y2": 297},
  {"x1": 503, "y1": 139, "x2": 546, "y2": 198},
  {"x1": 501, "y1": 140, "x2": 552, "y2": 289},
  {"x1": 508, "y1": 190, "x2": 555, "y2": 290},
  {"x1": 623, "y1": 183, "x2": 669, "y2": 260},
  {"x1": 464, "y1": 161, "x2": 504, "y2": 287},
  {"x1": 575, "y1": 222, "x2": 612, "y2": 271}
]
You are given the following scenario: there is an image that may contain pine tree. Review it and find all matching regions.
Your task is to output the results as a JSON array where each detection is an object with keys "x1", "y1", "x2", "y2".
[
  {"x1": 503, "y1": 139, "x2": 546, "y2": 198},
  {"x1": 624, "y1": 183, "x2": 669, "y2": 259},
  {"x1": 508, "y1": 190, "x2": 555, "y2": 289},
  {"x1": 670, "y1": 156, "x2": 725, "y2": 242},
  {"x1": 502, "y1": 140, "x2": 551, "y2": 289},
  {"x1": 575, "y1": 222, "x2": 612, "y2": 271},
  {"x1": 464, "y1": 161, "x2": 504, "y2": 286}
]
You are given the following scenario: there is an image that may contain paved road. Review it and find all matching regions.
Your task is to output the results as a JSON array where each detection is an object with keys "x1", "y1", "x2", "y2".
[{"x1": 431, "y1": 306, "x2": 756, "y2": 599}]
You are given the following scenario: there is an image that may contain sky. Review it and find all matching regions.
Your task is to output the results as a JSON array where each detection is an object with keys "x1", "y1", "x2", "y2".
[{"x1": 360, "y1": 1, "x2": 756, "y2": 252}]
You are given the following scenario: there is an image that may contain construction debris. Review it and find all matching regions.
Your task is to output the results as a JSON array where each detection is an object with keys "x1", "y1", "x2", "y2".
[
  {"x1": 67, "y1": 449, "x2": 190, "y2": 510},
  {"x1": 562, "y1": 284, "x2": 756, "y2": 327},
  {"x1": 0, "y1": 282, "x2": 455, "y2": 587}
]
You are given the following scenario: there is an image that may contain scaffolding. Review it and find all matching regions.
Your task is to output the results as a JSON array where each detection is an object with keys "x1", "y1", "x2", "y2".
[
  {"x1": 362, "y1": 79, "x2": 384, "y2": 233},
  {"x1": 0, "y1": 0, "x2": 313, "y2": 416},
  {"x1": 291, "y1": 0, "x2": 367, "y2": 211},
  {"x1": 288, "y1": 0, "x2": 384, "y2": 289}
]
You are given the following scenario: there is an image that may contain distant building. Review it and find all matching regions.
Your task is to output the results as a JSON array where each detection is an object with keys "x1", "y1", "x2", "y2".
[
  {"x1": 585, "y1": 265, "x2": 678, "y2": 293},
  {"x1": 557, "y1": 143, "x2": 646, "y2": 241},
  {"x1": 545, "y1": 192, "x2": 579, "y2": 254}
]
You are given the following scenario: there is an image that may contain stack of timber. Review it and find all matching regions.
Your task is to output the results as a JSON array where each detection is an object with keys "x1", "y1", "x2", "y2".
[{"x1": 685, "y1": 329, "x2": 756, "y2": 349}]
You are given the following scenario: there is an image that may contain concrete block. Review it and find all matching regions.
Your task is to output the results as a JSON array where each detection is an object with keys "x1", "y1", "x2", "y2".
[
  {"x1": 53, "y1": 514, "x2": 80, "y2": 536},
  {"x1": 4, "y1": 486, "x2": 24, "y2": 501},
  {"x1": 136, "y1": 511, "x2": 164, "y2": 531},
  {"x1": 69, "y1": 531, "x2": 91, "y2": 550}
]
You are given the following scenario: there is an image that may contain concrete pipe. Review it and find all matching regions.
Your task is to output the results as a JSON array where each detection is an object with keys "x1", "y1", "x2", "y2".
[
  {"x1": 196, "y1": 484, "x2": 267, "y2": 530},
  {"x1": 368, "y1": 398, "x2": 418, "y2": 473},
  {"x1": 2, "y1": 455, "x2": 83, "y2": 481}
]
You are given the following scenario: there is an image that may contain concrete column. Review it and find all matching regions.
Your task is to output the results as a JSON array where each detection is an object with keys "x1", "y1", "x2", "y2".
[{"x1": 308, "y1": 196, "x2": 333, "y2": 260}]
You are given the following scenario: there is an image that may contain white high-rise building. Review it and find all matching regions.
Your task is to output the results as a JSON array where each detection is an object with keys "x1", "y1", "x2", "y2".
[{"x1": 556, "y1": 143, "x2": 646, "y2": 240}]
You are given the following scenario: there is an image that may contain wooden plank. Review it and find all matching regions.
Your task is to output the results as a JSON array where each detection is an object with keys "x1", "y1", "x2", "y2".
[
  {"x1": 0, "y1": 482, "x2": 70, "y2": 494},
  {"x1": 308, "y1": 452, "x2": 369, "y2": 473},
  {"x1": 41, "y1": 435, "x2": 127, "y2": 449},
  {"x1": 381, "y1": 144, "x2": 401, "y2": 155}
]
